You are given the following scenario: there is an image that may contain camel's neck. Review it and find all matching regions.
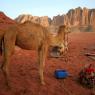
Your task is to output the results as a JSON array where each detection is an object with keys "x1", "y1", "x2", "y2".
[
  {"x1": 47, "y1": 31, "x2": 65, "y2": 47},
  {"x1": 57, "y1": 30, "x2": 65, "y2": 41}
]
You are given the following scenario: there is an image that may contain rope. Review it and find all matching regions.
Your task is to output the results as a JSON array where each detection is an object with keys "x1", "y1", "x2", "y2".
[{"x1": 63, "y1": 32, "x2": 69, "y2": 63}]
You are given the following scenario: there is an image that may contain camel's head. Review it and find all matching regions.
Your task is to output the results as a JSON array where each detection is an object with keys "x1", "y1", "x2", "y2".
[
  {"x1": 50, "y1": 44, "x2": 65, "y2": 57},
  {"x1": 49, "y1": 25, "x2": 70, "y2": 57},
  {"x1": 58, "y1": 25, "x2": 71, "y2": 34}
]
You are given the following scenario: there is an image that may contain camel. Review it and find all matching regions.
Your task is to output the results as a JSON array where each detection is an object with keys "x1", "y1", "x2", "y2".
[
  {"x1": 0, "y1": 21, "x2": 70, "y2": 86},
  {"x1": 48, "y1": 25, "x2": 70, "y2": 57}
]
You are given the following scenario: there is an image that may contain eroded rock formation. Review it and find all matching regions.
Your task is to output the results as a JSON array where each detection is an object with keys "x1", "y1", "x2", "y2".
[
  {"x1": 15, "y1": 14, "x2": 51, "y2": 27},
  {"x1": 52, "y1": 7, "x2": 95, "y2": 27}
]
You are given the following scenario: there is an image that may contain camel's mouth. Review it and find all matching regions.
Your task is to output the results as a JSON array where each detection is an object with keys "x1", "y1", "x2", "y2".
[{"x1": 49, "y1": 46, "x2": 63, "y2": 58}]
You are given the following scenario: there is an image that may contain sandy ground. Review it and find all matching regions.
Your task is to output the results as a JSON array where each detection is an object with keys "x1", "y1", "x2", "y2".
[{"x1": 0, "y1": 32, "x2": 95, "y2": 95}]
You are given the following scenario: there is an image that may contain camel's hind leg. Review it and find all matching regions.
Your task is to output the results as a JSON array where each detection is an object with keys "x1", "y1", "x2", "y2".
[
  {"x1": 38, "y1": 44, "x2": 48, "y2": 85},
  {"x1": 1, "y1": 31, "x2": 16, "y2": 87}
]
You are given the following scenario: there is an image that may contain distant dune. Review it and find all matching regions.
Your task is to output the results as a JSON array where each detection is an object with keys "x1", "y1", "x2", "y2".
[{"x1": 0, "y1": 11, "x2": 16, "y2": 29}]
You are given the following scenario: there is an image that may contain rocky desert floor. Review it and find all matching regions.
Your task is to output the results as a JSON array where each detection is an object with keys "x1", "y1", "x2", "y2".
[{"x1": 0, "y1": 32, "x2": 95, "y2": 95}]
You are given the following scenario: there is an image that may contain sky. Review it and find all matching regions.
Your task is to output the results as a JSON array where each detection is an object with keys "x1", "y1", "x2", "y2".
[{"x1": 0, "y1": 0, "x2": 95, "y2": 19}]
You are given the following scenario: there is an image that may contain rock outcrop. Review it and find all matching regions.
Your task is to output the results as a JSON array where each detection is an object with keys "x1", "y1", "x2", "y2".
[
  {"x1": 1, "y1": 7, "x2": 95, "y2": 32},
  {"x1": 15, "y1": 7, "x2": 95, "y2": 28},
  {"x1": 15, "y1": 14, "x2": 51, "y2": 27},
  {"x1": 0, "y1": 11, "x2": 16, "y2": 29},
  {"x1": 52, "y1": 7, "x2": 95, "y2": 27}
]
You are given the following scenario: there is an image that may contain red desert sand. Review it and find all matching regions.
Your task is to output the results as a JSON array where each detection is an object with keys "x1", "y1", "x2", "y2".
[{"x1": 0, "y1": 32, "x2": 95, "y2": 95}]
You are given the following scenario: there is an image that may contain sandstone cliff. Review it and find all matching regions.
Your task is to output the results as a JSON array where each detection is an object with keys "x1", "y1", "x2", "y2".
[
  {"x1": 52, "y1": 7, "x2": 95, "y2": 27},
  {"x1": 15, "y1": 14, "x2": 51, "y2": 27},
  {"x1": 15, "y1": 7, "x2": 95, "y2": 32},
  {"x1": 15, "y1": 7, "x2": 95, "y2": 28}
]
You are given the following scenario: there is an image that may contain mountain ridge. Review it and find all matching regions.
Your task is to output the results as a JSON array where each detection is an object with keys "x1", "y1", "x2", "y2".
[
  {"x1": 0, "y1": 7, "x2": 95, "y2": 31},
  {"x1": 15, "y1": 7, "x2": 95, "y2": 28}
]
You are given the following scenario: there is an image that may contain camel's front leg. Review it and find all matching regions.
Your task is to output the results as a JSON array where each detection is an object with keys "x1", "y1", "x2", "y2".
[
  {"x1": 1, "y1": 31, "x2": 16, "y2": 87},
  {"x1": 38, "y1": 44, "x2": 48, "y2": 85}
]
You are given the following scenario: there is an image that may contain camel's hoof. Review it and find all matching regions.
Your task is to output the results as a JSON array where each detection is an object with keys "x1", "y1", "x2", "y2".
[
  {"x1": 41, "y1": 81, "x2": 45, "y2": 85},
  {"x1": 5, "y1": 84, "x2": 11, "y2": 90},
  {"x1": 0, "y1": 65, "x2": 4, "y2": 71},
  {"x1": 1, "y1": 65, "x2": 6, "y2": 72}
]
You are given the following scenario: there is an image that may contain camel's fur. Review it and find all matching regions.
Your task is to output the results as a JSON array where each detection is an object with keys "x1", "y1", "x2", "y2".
[{"x1": 0, "y1": 21, "x2": 70, "y2": 86}]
